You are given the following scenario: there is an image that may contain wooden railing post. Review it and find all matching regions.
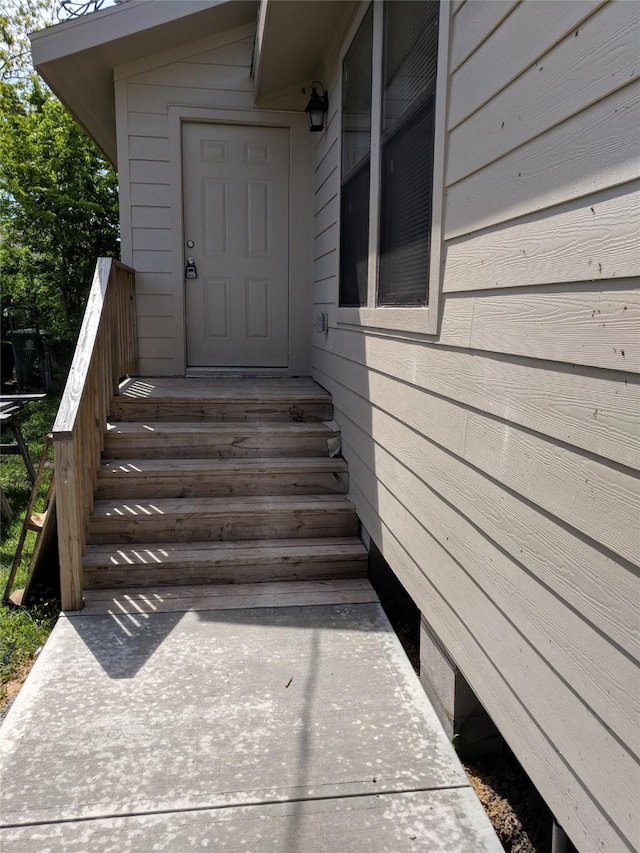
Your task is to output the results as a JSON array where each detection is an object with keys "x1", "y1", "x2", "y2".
[
  {"x1": 54, "y1": 439, "x2": 84, "y2": 611},
  {"x1": 53, "y1": 258, "x2": 137, "y2": 611}
]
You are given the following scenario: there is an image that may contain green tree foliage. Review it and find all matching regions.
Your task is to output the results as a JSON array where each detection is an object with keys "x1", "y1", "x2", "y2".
[
  {"x1": 1, "y1": 1, "x2": 60, "y2": 84},
  {"x1": 0, "y1": 81, "x2": 119, "y2": 341},
  {"x1": 0, "y1": 2, "x2": 119, "y2": 344}
]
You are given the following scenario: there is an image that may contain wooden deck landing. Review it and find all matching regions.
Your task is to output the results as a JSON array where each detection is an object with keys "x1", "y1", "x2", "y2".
[{"x1": 119, "y1": 376, "x2": 330, "y2": 398}]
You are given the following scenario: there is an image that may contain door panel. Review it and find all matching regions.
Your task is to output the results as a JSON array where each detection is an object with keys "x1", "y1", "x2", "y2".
[
  {"x1": 183, "y1": 123, "x2": 289, "y2": 367},
  {"x1": 202, "y1": 179, "x2": 228, "y2": 256},
  {"x1": 204, "y1": 278, "x2": 230, "y2": 339}
]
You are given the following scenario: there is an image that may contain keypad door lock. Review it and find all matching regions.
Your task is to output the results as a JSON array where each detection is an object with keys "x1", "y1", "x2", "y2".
[{"x1": 185, "y1": 257, "x2": 197, "y2": 279}]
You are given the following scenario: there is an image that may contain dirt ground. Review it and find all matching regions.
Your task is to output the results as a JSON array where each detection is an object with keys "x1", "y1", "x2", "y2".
[
  {"x1": 465, "y1": 754, "x2": 552, "y2": 853},
  {"x1": 0, "y1": 659, "x2": 34, "y2": 717}
]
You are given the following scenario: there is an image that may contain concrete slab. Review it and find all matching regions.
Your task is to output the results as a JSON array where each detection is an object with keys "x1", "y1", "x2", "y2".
[
  {"x1": 0, "y1": 597, "x2": 501, "y2": 851},
  {"x1": 1, "y1": 790, "x2": 500, "y2": 852}
]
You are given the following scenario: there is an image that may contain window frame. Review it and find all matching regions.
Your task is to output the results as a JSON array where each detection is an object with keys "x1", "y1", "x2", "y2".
[{"x1": 336, "y1": 0, "x2": 450, "y2": 335}]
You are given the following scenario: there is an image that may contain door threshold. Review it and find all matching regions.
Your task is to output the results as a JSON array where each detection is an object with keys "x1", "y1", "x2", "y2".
[{"x1": 186, "y1": 367, "x2": 291, "y2": 379}]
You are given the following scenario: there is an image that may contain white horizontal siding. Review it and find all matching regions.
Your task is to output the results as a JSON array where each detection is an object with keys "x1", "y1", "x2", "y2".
[
  {"x1": 313, "y1": 250, "x2": 337, "y2": 283},
  {"x1": 129, "y1": 183, "x2": 171, "y2": 208},
  {"x1": 318, "y1": 326, "x2": 640, "y2": 471},
  {"x1": 132, "y1": 228, "x2": 172, "y2": 252},
  {"x1": 129, "y1": 160, "x2": 170, "y2": 184},
  {"x1": 126, "y1": 82, "x2": 253, "y2": 114},
  {"x1": 137, "y1": 316, "x2": 174, "y2": 338},
  {"x1": 128, "y1": 136, "x2": 170, "y2": 161},
  {"x1": 449, "y1": 0, "x2": 519, "y2": 73},
  {"x1": 314, "y1": 195, "x2": 338, "y2": 237},
  {"x1": 447, "y1": 1, "x2": 640, "y2": 184},
  {"x1": 314, "y1": 223, "x2": 338, "y2": 262},
  {"x1": 135, "y1": 295, "x2": 172, "y2": 317},
  {"x1": 127, "y1": 112, "x2": 169, "y2": 137},
  {"x1": 137, "y1": 357, "x2": 174, "y2": 376},
  {"x1": 313, "y1": 278, "x2": 336, "y2": 305},
  {"x1": 130, "y1": 206, "x2": 171, "y2": 230},
  {"x1": 447, "y1": 0, "x2": 604, "y2": 129},
  {"x1": 319, "y1": 366, "x2": 638, "y2": 659},
  {"x1": 464, "y1": 282, "x2": 640, "y2": 372},
  {"x1": 133, "y1": 273, "x2": 173, "y2": 296},
  {"x1": 138, "y1": 337, "x2": 174, "y2": 360},
  {"x1": 314, "y1": 346, "x2": 639, "y2": 565},
  {"x1": 312, "y1": 2, "x2": 640, "y2": 851},
  {"x1": 128, "y1": 59, "x2": 253, "y2": 91},
  {"x1": 131, "y1": 250, "x2": 172, "y2": 274},
  {"x1": 445, "y1": 79, "x2": 640, "y2": 238},
  {"x1": 186, "y1": 40, "x2": 253, "y2": 67},
  {"x1": 444, "y1": 183, "x2": 640, "y2": 292},
  {"x1": 314, "y1": 174, "x2": 338, "y2": 218},
  {"x1": 314, "y1": 138, "x2": 339, "y2": 194}
]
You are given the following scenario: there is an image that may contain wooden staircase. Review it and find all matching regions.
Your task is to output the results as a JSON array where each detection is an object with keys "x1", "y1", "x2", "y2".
[{"x1": 81, "y1": 378, "x2": 368, "y2": 594}]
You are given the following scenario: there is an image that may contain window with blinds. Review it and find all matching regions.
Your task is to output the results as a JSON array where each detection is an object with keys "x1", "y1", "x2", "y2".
[
  {"x1": 377, "y1": 0, "x2": 439, "y2": 307},
  {"x1": 339, "y1": 6, "x2": 373, "y2": 308}
]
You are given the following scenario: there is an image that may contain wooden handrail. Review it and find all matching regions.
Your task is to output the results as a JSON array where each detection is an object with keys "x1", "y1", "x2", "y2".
[{"x1": 53, "y1": 258, "x2": 137, "y2": 610}]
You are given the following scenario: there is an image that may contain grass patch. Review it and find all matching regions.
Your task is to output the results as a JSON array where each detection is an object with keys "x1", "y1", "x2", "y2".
[{"x1": 1, "y1": 395, "x2": 61, "y2": 707}]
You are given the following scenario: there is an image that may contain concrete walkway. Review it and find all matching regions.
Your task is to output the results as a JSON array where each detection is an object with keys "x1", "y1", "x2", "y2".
[{"x1": 0, "y1": 581, "x2": 501, "y2": 851}]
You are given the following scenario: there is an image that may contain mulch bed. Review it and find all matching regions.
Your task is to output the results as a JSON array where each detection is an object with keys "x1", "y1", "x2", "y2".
[{"x1": 465, "y1": 752, "x2": 552, "y2": 852}]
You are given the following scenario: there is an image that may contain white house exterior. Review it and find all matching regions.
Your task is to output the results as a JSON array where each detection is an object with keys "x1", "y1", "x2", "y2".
[{"x1": 32, "y1": 2, "x2": 640, "y2": 851}]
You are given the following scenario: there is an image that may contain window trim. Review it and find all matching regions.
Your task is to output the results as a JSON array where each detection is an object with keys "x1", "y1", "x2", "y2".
[{"x1": 336, "y1": 0, "x2": 450, "y2": 336}]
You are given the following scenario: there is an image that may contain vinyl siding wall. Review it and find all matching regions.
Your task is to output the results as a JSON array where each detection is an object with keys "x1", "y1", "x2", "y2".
[
  {"x1": 114, "y1": 24, "x2": 258, "y2": 376},
  {"x1": 310, "y1": 2, "x2": 640, "y2": 851}
]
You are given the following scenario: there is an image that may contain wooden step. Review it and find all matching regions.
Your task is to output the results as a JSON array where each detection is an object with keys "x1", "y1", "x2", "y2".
[
  {"x1": 82, "y1": 579, "x2": 378, "y2": 614},
  {"x1": 110, "y1": 379, "x2": 333, "y2": 423},
  {"x1": 103, "y1": 421, "x2": 340, "y2": 459},
  {"x1": 96, "y1": 458, "x2": 348, "y2": 499},
  {"x1": 109, "y1": 397, "x2": 333, "y2": 423},
  {"x1": 83, "y1": 537, "x2": 368, "y2": 588},
  {"x1": 87, "y1": 494, "x2": 359, "y2": 545}
]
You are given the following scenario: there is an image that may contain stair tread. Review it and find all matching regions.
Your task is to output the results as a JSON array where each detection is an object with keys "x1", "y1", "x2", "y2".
[
  {"x1": 84, "y1": 536, "x2": 367, "y2": 565},
  {"x1": 81, "y1": 579, "x2": 378, "y2": 614},
  {"x1": 91, "y1": 494, "x2": 354, "y2": 517},
  {"x1": 106, "y1": 421, "x2": 339, "y2": 436},
  {"x1": 99, "y1": 458, "x2": 348, "y2": 476}
]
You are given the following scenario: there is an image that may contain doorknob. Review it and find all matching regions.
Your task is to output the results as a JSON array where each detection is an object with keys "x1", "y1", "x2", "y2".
[{"x1": 185, "y1": 257, "x2": 197, "y2": 279}]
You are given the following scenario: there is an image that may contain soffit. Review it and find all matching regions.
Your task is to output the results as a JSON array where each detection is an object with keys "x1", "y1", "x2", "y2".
[
  {"x1": 30, "y1": 0, "x2": 259, "y2": 165},
  {"x1": 254, "y1": 0, "x2": 355, "y2": 106}
]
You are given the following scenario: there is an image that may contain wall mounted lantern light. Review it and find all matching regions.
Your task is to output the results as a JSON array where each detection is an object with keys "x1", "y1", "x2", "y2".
[{"x1": 305, "y1": 82, "x2": 328, "y2": 132}]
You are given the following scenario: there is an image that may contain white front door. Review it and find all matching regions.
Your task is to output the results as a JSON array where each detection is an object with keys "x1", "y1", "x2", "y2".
[{"x1": 183, "y1": 123, "x2": 289, "y2": 367}]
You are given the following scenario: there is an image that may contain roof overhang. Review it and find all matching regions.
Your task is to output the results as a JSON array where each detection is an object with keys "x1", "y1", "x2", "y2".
[
  {"x1": 30, "y1": 0, "x2": 259, "y2": 165},
  {"x1": 253, "y1": 0, "x2": 356, "y2": 108}
]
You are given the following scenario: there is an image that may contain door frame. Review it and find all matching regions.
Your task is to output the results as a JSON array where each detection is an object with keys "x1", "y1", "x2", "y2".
[{"x1": 168, "y1": 106, "x2": 313, "y2": 376}]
